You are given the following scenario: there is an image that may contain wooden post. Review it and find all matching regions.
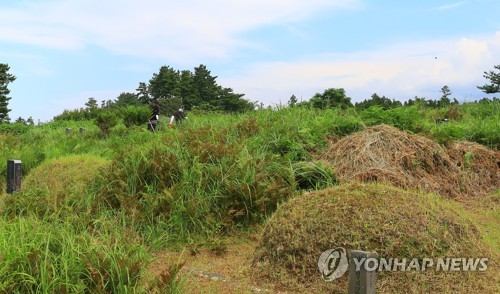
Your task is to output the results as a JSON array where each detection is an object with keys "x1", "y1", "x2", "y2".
[
  {"x1": 348, "y1": 250, "x2": 377, "y2": 294},
  {"x1": 7, "y1": 159, "x2": 22, "y2": 194}
]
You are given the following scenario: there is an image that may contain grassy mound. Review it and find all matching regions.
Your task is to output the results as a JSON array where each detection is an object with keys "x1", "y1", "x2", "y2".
[
  {"x1": 456, "y1": 190, "x2": 499, "y2": 253},
  {"x1": 320, "y1": 124, "x2": 498, "y2": 198},
  {"x1": 253, "y1": 183, "x2": 495, "y2": 293},
  {"x1": 4, "y1": 154, "x2": 110, "y2": 216}
]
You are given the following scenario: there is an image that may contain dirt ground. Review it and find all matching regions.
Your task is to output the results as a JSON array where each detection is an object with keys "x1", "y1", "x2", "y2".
[{"x1": 148, "y1": 232, "x2": 287, "y2": 294}]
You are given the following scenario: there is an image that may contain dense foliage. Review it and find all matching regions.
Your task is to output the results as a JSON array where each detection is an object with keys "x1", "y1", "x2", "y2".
[
  {"x1": 477, "y1": 64, "x2": 500, "y2": 94},
  {"x1": 0, "y1": 63, "x2": 16, "y2": 123},
  {"x1": 51, "y1": 64, "x2": 254, "y2": 123}
]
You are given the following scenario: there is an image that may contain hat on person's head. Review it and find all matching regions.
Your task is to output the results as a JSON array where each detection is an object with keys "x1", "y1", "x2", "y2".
[{"x1": 179, "y1": 108, "x2": 184, "y2": 112}]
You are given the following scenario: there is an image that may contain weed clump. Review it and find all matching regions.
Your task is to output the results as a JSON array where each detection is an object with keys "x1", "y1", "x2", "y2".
[
  {"x1": 292, "y1": 161, "x2": 337, "y2": 190},
  {"x1": 253, "y1": 183, "x2": 494, "y2": 292}
]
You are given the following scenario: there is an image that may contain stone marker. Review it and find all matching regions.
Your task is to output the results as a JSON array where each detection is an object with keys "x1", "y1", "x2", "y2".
[
  {"x1": 79, "y1": 127, "x2": 86, "y2": 134},
  {"x1": 348, "y1": 250, "x2": 377, "y2": 294},
  {"x1": 66, "y1": 128, "x2": 72, "y2": 134},
  {"x1": 7, "y1": 159, "x2": 22, "y2": 194}
]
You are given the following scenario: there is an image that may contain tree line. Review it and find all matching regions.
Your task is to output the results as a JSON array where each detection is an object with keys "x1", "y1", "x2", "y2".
[
  {"x1": 286, "y1": 67, "x2": 499, "y2": 110},
  {"x1": 55, "y1": 64, "x2": 255, "y2": 122},
  {"x1": 0, "y1": 63, "x2": 499, "y2": 124}
]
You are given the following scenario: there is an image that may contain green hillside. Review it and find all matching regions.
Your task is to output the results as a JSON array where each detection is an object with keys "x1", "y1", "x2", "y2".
[{"x1": 0, "y1": 102, "x2": 498, "y2": 292}]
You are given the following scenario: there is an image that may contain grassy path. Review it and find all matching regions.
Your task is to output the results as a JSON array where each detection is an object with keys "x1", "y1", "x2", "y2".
[{"x1": 148, "y1": 233, "x2": 283, "y2": 293}]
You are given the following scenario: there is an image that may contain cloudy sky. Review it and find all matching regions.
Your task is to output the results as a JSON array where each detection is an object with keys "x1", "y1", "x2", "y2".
[{"x1": 1, "y1": 0, "x2": 499, "y2": 122}]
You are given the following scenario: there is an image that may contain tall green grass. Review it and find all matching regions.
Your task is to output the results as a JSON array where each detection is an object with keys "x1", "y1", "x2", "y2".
[
  {"x1": 0, "y1": 213, "x2": 154, "y2": 293},
  {"x1": 0, "y1": 101, "x2": 498, "y2": 291}
]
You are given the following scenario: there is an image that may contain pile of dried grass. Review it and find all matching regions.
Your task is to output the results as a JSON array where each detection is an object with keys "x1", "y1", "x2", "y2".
[
  {"x1": 320, "y1": 124, "x2": 498, "y2": 198},
  {"x1": 448, "y1": 141, "x2": 500, "y2": 199}
]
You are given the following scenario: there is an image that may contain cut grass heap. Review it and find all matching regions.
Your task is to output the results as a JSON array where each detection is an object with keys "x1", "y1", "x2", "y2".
[
  {"x1": 320, "y1": 124, "x2": 498, "y2": 198},
  {"x1": 448, "y1": 141, "x2": 500, "y2": 199},
  {"x1": 253, "y1": 183, "x2": 496, "y2": 293}
]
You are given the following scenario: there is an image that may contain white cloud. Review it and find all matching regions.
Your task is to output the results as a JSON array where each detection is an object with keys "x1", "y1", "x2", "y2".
[
  {"x1": 220, "y1": 32, "x2": 500, "y2": 104},
  {"x1": 0, "y1": 0, "x2": 361, "y2": 62},
  {"x1": 435, "y1": 1, "x2": 468, "y2": 10}
]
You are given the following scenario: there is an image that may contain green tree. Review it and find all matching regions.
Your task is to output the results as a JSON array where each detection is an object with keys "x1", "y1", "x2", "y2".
[
  {"x1": 190, "y1": 64, "x2": 252, "y2": 112},
  {"x1": 115, "y1": 92, "x2": 141, "y2": 107},
  {"x1": 477, "y1": 65, "x2": 500, "y2": 94},
  {"x1": 355, "y1": 93, "x2": 401, "y2": 110},
  {"x1": 193, "y1": 64, "x2": 219, "y2": 107},
  {"x1": 0, "y1": 63, "x2": 16, "y2": 123},
  {"x1": 85, "y1": 97, "x2": 98, "y2": 110},
  {"x1": 215, "y1": 86, "x2": 254, "y2": 112},
  {"x1": 178, "y1": 70, "x2": 196, "y2": 109},
  {"x1": 26, "y1": 116, "x2": 34, "y2": 125},
  {"x1": 14, "y1": 116, "x2": 26, "y2": 124},
  {"x1": 288, "y1": 94, "x2": 298, "y2": 107},
  {"x1": 309, "y1": 88, "x2": 353, "y2": 109},
  {"x1": 149, "y1": 66, "x2": 179, "y2": 99},
  {"x1": 405, "y1": 96, "x2": 427, "y2": 107},
  {"x1": 136, "y1": 82, "x2": 150, "y2": 104},
  {"x1": 146, "y1": 64, "x2": 252, "y2": 113},
  {"x1": 101, "y1": 99, "x2": 114, "y2": 108},
  {"x1": 438, "y1": 85, "x2": 452, "y2": 107}
]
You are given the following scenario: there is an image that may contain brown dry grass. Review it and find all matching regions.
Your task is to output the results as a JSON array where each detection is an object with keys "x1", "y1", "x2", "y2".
[
  {"x1": 448, "y1": 141, "x2": 500, "y2": 201},
  {"x1": 319, "y1": 124, "x2": 499, "y2": 199},
  {"x1": 252, "y1": 182, "x2": 497, "y2": 293},
  {"x1": 146, "y1": 232, "x2": 290, "y2": 294}
]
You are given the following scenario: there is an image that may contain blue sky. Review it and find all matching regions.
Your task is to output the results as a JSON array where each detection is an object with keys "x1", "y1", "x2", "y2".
[{"x1": 1, "y1": 0, "x2": 499, "y2": 122}]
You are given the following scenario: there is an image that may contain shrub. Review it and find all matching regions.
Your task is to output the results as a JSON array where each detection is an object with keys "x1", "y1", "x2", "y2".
[
  {"x1": 386, "y1": 106, "x2": 424, "y2": 132},
  {"x1": 360, "y1": 105, "x2": 387, "y2": 126},
  {"x1": 53, "y1": 108, "x2": 98, "y2": 121},
  {"x1": 94, "y1": 111, "x2": 118, "y2": 136},
  {"x1": 430, "y1": 123, "x2": 466, "y2": 145},
  {"x1": 121, "y1": 105, "x2": 151, "y2": 128}
]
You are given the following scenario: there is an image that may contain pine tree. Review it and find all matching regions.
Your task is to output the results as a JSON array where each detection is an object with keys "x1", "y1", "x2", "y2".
[
  {"x1": 0, "y1": 63, "x2": 16, "y2": 123},
  {"x1": 477, "y1": 65, "x2": 500, "y2": 94}
]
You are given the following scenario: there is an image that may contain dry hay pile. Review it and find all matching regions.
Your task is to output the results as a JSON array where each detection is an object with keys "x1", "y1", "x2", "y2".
[
  {"x1": 253, "y1": 183, "x2": 495, "y2": 293},
  {"x1": 320, "y1": 124, "x2": 499, "y2": 198},
  {"x1": 447, "y1": 141, "x2": 500, "y2": 199}
]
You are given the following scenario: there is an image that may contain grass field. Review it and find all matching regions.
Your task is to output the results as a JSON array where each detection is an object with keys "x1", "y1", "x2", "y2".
[{"x1": 0, "y1": 101, "x2": 498, "y2": 292}]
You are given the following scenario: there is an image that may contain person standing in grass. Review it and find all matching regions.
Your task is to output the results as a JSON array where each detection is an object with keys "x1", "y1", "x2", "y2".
[
  {"x1": 169, "y1": 108, "x2": 188, "y2": 128},
  {"x1": 148, "y1": 99, "x2": 160, "y2": 132}
]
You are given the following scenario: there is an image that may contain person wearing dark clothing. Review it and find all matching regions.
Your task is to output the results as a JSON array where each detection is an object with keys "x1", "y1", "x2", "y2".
[
  {"x1": 169, "y1": 108, "x2": 188, "y2": 127},
  {"x1": 148, "y1": 99, "x2": 160, "y2": 132}
]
